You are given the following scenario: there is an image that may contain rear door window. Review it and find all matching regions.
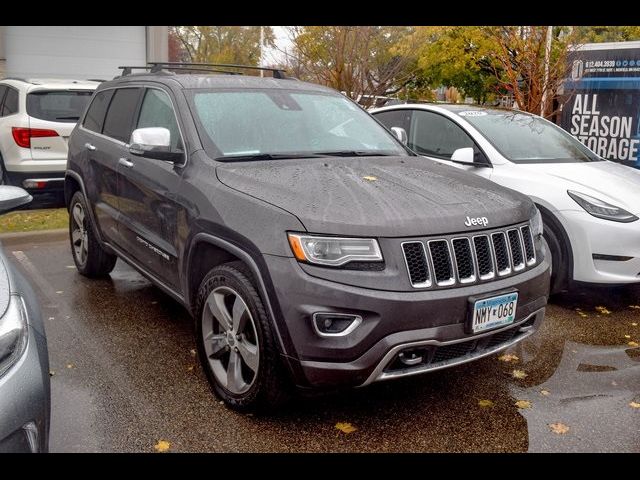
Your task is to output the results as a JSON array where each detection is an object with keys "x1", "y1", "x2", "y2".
[
  {"x1": 83, "y1": 90, "x2": 114, "y2": 133},
  {"x1": 102, "y1": 88, "x2": 142, "y2": 143},
  {"x1": 0, "y1": 86, "x2": 7, "y2": 116},
  {"x1": 27, "y1": 90, "x2": 93, "y2": 123},
  {"x1": 1, "y1": 87, "x2": 18, "y2": 116}
]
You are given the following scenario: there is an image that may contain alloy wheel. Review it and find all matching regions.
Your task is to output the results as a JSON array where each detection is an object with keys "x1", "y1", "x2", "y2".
[
  {"x1": 71, "y1": 202, "x2": 89, "y2": 266},
  {"x1": 201, "y1": 286, "x2": 259, "y2": 394}
]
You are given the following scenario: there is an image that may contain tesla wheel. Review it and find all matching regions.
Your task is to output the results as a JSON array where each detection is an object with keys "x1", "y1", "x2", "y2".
[
  {"x1": 69, "y1": 190, "x2": 117, "y2": 277},
  {"x1": 195, "y1": 262, "x2": 290, "y2": 412},
  {"x1": 542, "y1": 218, "x2": 568, "y2": 295}
]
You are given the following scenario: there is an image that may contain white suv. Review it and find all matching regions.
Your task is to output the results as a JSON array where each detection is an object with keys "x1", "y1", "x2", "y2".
[{"x1": 0, "y1": 78, "x2": 98, "y2": 195}]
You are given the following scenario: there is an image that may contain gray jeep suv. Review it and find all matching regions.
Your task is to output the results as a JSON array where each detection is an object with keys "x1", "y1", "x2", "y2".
[{"x1": 65, "y1": 63, "x2": 550, "y2": 411}]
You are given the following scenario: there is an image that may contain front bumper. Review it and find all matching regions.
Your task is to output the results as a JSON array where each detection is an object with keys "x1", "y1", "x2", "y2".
[
  {"x1": 560, "y1": 210, "x2": 640, "y2": 284},
  {"x1": 265, "y1": 254, "x2": 550, "y2": 389},
  {"x1": 0, "y1": 326, "x2": 50, "y2": 453}
]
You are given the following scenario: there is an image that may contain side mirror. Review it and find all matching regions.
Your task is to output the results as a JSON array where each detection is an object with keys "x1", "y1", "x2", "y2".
[
  {"x1": 390, "y1": 127, "x2": 408, "y2": 145},
  {"x1": 0, "y1": 186, "x2": 32, "y2": 214},
  {"x1": 451, "y1": 147, "x2": 475, "y2": 164},
  {"x1": 129, "y1": 127, "x2": 184, "y2": 163}
]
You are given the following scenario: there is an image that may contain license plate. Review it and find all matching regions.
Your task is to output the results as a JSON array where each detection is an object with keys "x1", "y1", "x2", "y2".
[{"x1": 470, "y1": 292, "x2": 518, "y2": 333}]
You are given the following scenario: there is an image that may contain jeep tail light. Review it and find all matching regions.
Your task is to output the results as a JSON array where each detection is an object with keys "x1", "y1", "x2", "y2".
[{"x1": 11, "y1": 127, "x2": 59, "y2": 149}]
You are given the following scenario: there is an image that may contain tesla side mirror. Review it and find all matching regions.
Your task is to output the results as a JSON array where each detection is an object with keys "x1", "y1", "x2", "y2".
[
  {"x1": 129, "y1": 127, "x2": 184, "y2": 163},
  {"x1": 390, "y1": 127, "x2": 408, "y2": 145},
  {"x1": 0, "y1": 186, "x2": 32, "y2": 214},
  {"x1": 451, "y1": 147, "x2": 475, "y2": 164}
]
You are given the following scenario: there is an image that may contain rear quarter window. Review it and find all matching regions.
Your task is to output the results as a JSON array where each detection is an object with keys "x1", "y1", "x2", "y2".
[
  {"x1": 102, "y1": 88, "x2": 142, "y2": 142},
  {"x1": 83, "y1": 90, "x2": 114, "y2": 133},
  {"x1": 1, "y1": 87, "x2": 19, "y2": 116}
]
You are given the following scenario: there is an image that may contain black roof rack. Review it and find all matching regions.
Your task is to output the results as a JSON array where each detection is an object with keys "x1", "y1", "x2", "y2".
[{"x1": 147, "y1": 62, "x2": 288, "y2": 79}]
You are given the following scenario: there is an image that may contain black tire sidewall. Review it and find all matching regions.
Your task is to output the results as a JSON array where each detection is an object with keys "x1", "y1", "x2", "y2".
[
  {"x1": 543, "y1": 221, "x2": 567, "y2": 294},
  {"x1": 195, "y1": 263, "x2": 280, "y2": 411}
]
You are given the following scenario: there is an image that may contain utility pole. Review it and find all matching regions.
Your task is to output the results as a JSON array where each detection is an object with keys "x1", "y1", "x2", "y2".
[
  {"x1": 260, "y1": 26, "x2": 264, "y2": 77},
  {"x1": 541, "y1": 25, "x2": 553, "y2": 117}
]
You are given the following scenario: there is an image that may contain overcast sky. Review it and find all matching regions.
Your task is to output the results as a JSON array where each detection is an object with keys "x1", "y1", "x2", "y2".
[{"x1": 264, "y1": 26, "x2": 293, "y2": 65}]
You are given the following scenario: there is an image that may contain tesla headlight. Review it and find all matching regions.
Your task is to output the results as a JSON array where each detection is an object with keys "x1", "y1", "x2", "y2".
[
  {"x1": 287, "y1": 233, "x2": 383, "y2": 266},
  {"x1": 531, "y1": 208, "x2": 543, "y2": 237},
  {"x1": 567, "y1": 190, "x2": 638, "y2": 223},
  {"x1": 0, "y1": 295, "x2": 28, "y2": 378}
]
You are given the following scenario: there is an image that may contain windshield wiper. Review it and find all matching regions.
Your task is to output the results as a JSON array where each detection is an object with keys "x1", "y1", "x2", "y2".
[
  {"x1": 56, "y1": 116, "x2": 80, "y2": 120},
  {"x1": 312, "y1": 150, "x2": 396, "y2": 157},
  {"x1": 217, "y1": 153, "x2": 324, "y2": 162}
]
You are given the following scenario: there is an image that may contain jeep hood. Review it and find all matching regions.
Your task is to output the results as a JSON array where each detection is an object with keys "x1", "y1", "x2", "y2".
[{"x1": 216, "y1": 156, "x2": 535, "y2": 237}]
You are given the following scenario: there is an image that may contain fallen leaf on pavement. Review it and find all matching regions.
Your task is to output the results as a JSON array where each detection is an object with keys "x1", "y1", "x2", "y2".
[
  {"x1": 624, "y1": 335, "x2": 631, "y2": 339},
  {"x1": 190, "y1": 349, "x2": 197, "y2": 357},
  {"x1": 154, "y1": 440, "x2": 171, "y2": 452},
  {"x1": 549, "y1": 423, "x2": 570, "y2": 434},
  {"x1": 187, "y1": 365, "x2": 194, "y2": 372},
  {"x1": 478, "y1": 399, "x2": 495, "y2": 408},
  {"x1": 577, "y1": 312, "x2": 588, "y2": 318},
  {"x1": 498, "y1": 353, "x2": 519, "y2": 363},
  {"x1": 66, "y1": 363, "x2": 75, "y2": 369},
  {"x1": 540, "y1": 389, "x2": 550, "y2": 396},
  {"x1": 56, "y1": 291, "x2": 64, "y2": 294},
  {"x1": 632, "y1": 322, "x2": 638, "y2": 326},
  {"x1": 362, "y1": 176, "x2": 377, "y2": 182},
  {"x1": 335, "y1": 422, "x2": 357, "y2": 433},
  {"x1": 628, "y1": 341, "x2": 639, "y2": 347},
  {"x1": 595, "y1": 306, "x2": 611, "y2": 314},
  {"x1": 49, "y1": 370, "x2": 55, "y2": 376},
  {"x1": 65, "y1": 265, "x2": 75, "y2": 269},
  {"x1": 511, "y1": 369, "x2": 528, "y2": 379},
  {"x1": 629, "y1": 402, "x2": 640, "y2": 409},
  {"x1": 515, "y1": 400, "x2": 532, "y2": 409},
  {"x1": 629, "y1": 305, "x2": 640, "y2": 310}
]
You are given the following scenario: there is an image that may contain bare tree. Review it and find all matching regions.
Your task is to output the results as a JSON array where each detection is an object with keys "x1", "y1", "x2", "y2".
[{"x1": 282, "y1": 26, "x2": 419, "y2": 107}]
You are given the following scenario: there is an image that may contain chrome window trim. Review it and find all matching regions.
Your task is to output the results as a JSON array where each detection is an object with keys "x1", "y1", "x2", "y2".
[{"x1": 79, "y1": 84, "x2": 189, "y2": 167}]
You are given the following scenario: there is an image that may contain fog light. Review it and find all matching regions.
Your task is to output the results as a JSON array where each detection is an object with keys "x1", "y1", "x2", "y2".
[{"x1": 312, "y1": 313, "x2": 362, "y2": 337}]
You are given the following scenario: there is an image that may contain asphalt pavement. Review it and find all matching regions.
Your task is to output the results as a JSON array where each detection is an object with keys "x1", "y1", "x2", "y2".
[{"x1": 2, "y1": 231, "x2": 639, "y2": 452}]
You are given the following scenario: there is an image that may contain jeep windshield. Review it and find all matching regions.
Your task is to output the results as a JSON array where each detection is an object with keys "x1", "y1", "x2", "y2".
[
  {"x1": 458, "y1": 110, "x2": 602, "y2": 163},
  {"x1": 190, "y1": 89, "x2": 408, "y2": 160}
]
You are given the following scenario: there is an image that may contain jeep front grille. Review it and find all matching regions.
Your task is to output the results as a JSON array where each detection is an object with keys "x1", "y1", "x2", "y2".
[{"x1": 402, "y1": 222, "x2": 536, "y2": 289}]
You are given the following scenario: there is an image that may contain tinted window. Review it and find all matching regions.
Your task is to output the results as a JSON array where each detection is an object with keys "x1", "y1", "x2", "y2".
[
  {"x1": 137, "y1": 89, "x2": 182, "y2": 151},
  {"x1": 374, "y1": 109, "x2": 411, "y2": 132},
  {"x1": 191, "y1": 90, "x2": 405, "y2": 159},
  {"x1": 83, "y1": 90, "x2": 114, "y2": 133},
  {"x1": 2, "y1": 88, "x2": 19, "y2": 116},
  {"x1": 409, "y1": 110, "x2": 474, "y2": 158},
  {"x1": 27, "y1": 90, "x2": 93, "y2": 123},
  {"x1": 102, "y1": 88, "x2": 142, "y2": 142},
  {"x1": 457, "y1": 110, "x2": 600, "y2": 163},
  {"x1": 0, "y1": 86, "x2": 7, "y2": 116}
]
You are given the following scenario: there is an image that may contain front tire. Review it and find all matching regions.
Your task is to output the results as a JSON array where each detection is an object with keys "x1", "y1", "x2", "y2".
[
  {"x1": 69, "y1": 190, "x2": 117, "y2": 277},
  {"x1": 195, "y1": 262, "x2": 290, "y2": 412},
  {"x1": 543, "y1": 218, "x2": 569, "y2": 295}
]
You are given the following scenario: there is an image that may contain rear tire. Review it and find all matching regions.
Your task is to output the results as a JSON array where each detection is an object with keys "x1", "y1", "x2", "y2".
[
  {"x1": 69, "y1": 190, "x2": 117, "y2": 277},
  {"x1": 195, "y1": 261, "x2": 291, "y2": 412}
]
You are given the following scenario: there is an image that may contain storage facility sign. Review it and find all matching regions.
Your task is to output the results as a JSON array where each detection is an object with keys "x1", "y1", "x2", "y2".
[{"x1": 561, "y1": 45, "x2": 640, "y2": 165}]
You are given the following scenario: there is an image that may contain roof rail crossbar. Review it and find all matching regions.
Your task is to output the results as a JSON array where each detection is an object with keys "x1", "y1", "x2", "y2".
[
  {"x1": 118, "y1": 66, "x2": 153, "y2": 76},
  {"x1": 147, "y1": 62, "x2": 288, "y2": 79},
  {"x1": 149, "y1": 65, "x2": 241, "y2": 75}
]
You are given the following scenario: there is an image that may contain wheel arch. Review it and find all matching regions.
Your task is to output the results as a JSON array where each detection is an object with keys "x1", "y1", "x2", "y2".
[
  {"x1": 534, "y1": 202, "x2": 574, "y2": 284},
  {"x1": 184, "y1": 233, "x2": 293, "y2": 359}
]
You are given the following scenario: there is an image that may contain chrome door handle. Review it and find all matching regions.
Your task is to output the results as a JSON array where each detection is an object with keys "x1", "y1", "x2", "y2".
[
  {"x1": 118, "y1": 158, "x2": 134, "y2": 168},
  {"x1": 85, "y1": 143, "x2": 96, "y2": 151}
]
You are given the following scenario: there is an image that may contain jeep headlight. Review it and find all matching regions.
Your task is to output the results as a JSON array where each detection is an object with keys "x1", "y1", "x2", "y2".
[
  {"x1": 568, "y1": 190, "x2": 638, "y2": 223},
  {"x1": 531, "y1": 208, "x2": 543, "y2": 237},
  {"x1": 287, "y1": 233, "x2": 383, "y2": 266},
  {"x1": 0, "y1": 295, "x2": 28, "y2": 378}
]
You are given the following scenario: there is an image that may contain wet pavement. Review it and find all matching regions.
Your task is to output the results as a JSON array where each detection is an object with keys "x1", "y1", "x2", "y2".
[{"x1": 2, "y1": 232, "x2": 639, "y2": 452}]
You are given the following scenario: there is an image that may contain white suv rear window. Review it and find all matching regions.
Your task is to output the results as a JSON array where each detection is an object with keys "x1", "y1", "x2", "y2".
[{"x1": 26, "y1": 90, "x2": 93, "y2": 123}]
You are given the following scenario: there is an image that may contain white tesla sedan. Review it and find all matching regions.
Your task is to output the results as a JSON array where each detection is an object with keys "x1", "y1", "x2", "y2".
[{"x1": 372, "y1": 103, "x2": 640, "y2": 293}]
